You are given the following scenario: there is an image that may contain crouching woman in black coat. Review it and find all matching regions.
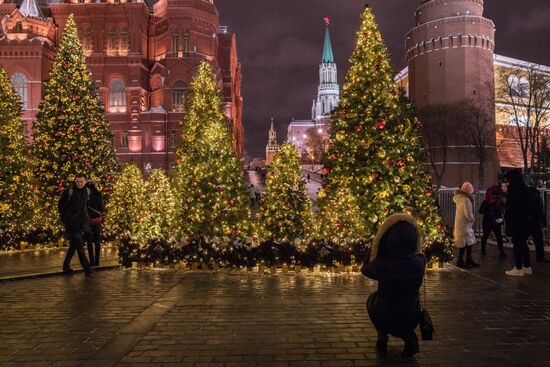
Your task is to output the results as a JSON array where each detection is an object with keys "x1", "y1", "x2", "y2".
[{"x1": 361, "y1": 213, "x2": 426, "y2": 357}]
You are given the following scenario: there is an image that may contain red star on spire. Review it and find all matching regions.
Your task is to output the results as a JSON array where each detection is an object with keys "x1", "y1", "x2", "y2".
[{"x1": 324, "y1": 17, "x2": 330, "y2": 25}]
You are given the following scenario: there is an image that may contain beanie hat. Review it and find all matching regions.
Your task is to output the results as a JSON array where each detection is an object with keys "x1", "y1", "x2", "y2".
[{"x1": 461, "y1": 182, "x2": 474, "y2": 194}]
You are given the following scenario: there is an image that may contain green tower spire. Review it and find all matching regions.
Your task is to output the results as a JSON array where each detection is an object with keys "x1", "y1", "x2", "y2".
[{"x1": 322, "y1": 22, "x2": 335, "y2": 64}]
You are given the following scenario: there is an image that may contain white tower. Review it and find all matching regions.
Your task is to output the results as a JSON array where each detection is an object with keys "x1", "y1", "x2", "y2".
[{"x1": 313, "y1": 19, "x2": 339, "y2": 120}]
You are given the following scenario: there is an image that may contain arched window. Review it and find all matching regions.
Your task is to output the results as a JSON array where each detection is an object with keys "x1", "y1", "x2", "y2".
[
  {"x1": 172, "y1": 80, "x2": 187, "y2": 112},
  {"x1": 508, "y1": 74, "x2": 520, "y2": 97},
  {"x1": 518, "y1": 76, "x2": 529, "y2": 98},
  {"x1": 119, "y1": 27, "x2": 129, "y2": 55},
  {"x1": 109, "y1": 79, "x2": 126, "y2": 113},
  {"x1": 82, "y1": 27, "x2": 93, "y2": 56},
  {"x1": 11, "y1": 73, "x2": 28, "y2": 109}
]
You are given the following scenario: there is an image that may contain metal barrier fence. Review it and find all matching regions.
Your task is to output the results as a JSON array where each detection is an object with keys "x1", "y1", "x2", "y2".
[{"x1": 438, "y1": 189, "x2": 550, "y2": 235}]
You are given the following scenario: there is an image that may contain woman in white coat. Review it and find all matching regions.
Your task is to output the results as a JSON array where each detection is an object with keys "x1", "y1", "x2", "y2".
[{"x1": 453, "y1": 182, "x2": 479, "y2": 268}]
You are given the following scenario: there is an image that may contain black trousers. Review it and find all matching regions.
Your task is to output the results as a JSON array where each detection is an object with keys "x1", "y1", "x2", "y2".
[
  {"x1": 63, "y1": 231, "x2": 90, "y2": 270},
  {"x1": 481, "y1": 221, "x2": 504, "y2": 252},
  {"x1": 530, "y1": 227, "x2": 546, "y2": 261},
  {"x1": 85, "y1": 223, "x2": 102, "y2": 266},
  {"x1": 511, "y1": 236, "x2": 530, "y2": 269}
]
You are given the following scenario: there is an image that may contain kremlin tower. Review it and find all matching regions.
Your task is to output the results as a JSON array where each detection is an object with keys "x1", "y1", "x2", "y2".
[{"x1": 406, "y1": 0, "x2": 499, "y2": 187}]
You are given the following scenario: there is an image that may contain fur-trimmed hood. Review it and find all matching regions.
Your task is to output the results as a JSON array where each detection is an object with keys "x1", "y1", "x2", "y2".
[{"x1": 369, "y1": 213, "x2": 423, "y2": 262}]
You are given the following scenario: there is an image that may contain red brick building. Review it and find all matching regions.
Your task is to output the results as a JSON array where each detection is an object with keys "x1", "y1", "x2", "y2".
[{"x1": 0, "y1": 0, "x2": 244, "y2": 173}]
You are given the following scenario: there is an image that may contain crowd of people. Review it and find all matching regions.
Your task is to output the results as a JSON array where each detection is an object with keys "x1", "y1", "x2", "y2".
[{"x1": 453, "y1": 169, "x2": 549, "y2": 276}]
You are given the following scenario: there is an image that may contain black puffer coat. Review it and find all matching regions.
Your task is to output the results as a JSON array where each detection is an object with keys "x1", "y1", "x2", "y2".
[
  {"x1": 361, "y1": 214, "x2": 426, "y2": 334},
  {"x1": 504, "y1": 170, "x2": 530, "y2": 238},
  {"x1": 86, "y1": 182, "x2": 104, "y2": 220}
]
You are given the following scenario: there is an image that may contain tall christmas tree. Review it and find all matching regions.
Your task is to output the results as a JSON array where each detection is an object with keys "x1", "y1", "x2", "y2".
[
  {"x1": 257, "y1": 144, "x2": 312, "y2": 242},
  {"x1": 104, "y1": 163, "x2": 148, "y2": 241},
  {"x1": 321, "y1": 6, "x2": 450, "y2": 260},
  {"x1": 0, "y1": 68, "x2": 37, "y2": 247},
  {"x1": 145, "y1": 169, "x2": 175, "y2": 239},
  {"x1": 174, "y1": 61, "x2": 250, "y2": 238},
  {"x1": 32, "y1": 14, "x2": 119, "y2": 229}
]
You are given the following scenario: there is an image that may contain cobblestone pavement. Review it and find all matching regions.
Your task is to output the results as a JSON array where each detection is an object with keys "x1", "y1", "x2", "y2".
[
  {"x1": 1, "y1": 244, "x2": 550, "y2": 367},
  {"x1": 0, "y1": 247, "x2": 119, "y2": 279}
]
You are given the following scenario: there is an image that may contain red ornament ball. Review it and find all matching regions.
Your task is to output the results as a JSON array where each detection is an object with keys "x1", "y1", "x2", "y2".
[
  {"x1": 354, "y1": 124, "x2": 363, "y2": 133},
  {"x1": 386, "y1": 158, "x2": 394, "y2": 166},
  {"x1": 426, "y1": 188, "x2": 433, "y2": 197},
  {"x1": 397, "y1": 159, "x2": 406, "y2": 168},
  {"x1": 376, "y1": 119, "x2": 387, "y2": 129},
  {"x1": 330, "y1": 152, "x2": 338, "y2": 160},
  {"x1": 227, "y1": 199, "x2": 235, "y2": 206},
  {"x1": 322, "y1": 167, "x2": 331, "y2": 175}
]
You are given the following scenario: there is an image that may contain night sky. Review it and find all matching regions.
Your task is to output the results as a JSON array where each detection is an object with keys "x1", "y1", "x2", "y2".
[{"x1": 215, "y1": 0, "x2": 550, "y2": 159}]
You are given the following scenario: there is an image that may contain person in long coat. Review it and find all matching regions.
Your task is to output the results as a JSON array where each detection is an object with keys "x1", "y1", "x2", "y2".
[
  {"x1": 479, "y1": 185, "x2": 506, "y2": 257},
  {"x1": 453, "y1": 182, "x2": 479, "y2": 268},
  {"x1": 504, "y1": 169, "x2": 532, "y2": 276},
  {"x1": 361, "y1": 213, "x2": 425, "y2": 357},
  {"x1": 85, "y1": 181, "x2": 104, "y2": 267}
]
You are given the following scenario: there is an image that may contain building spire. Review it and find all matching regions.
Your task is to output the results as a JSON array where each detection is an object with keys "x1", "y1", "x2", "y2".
[
  {"x1": 322, "y1": 19, "x2": 334, "y2": 64},
  {"x1": 19, "y1": 0, "x2": 44, "y2": 19}
]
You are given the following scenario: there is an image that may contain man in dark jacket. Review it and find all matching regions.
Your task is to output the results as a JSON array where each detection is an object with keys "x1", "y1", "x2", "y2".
[
  {"x1": 58, "y1": 174, "x2": 92, "y2": 275},
  {"x1": 85, "y1": 181, "x2": 104, "y2": 266},
  {"x1": 361, "y1": 213, "x2": 425, "y2": 357},
  {"x1": 504, "y1": 170, "x2": 532, "y2": 276}
]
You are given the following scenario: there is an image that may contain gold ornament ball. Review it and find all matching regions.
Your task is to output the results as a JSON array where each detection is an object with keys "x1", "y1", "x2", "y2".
[
  {"x1": 318, "y1": 189, "x2": 327, "y2": 199},
  {"x1": 393, "y1": 176, "x2": 400, "y2": 183},
  {"x1": 369, "y1": 214, "x2": 378, "y2": 223},
  {"x1": 376, "y1": 150, "x2": 386, "y2": 159},
  {"x1": 362, "y1": 175, "x2": 374, "y2": 185},
  {"x1": 403, "y1": 184, "x2": 411, "y2": 194},
  {"x1": 335, "y1": 131, "x2": 346, "y2": 142}
]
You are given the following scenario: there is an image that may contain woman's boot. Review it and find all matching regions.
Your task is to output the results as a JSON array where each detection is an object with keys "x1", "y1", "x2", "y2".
[
  {"x1": 466, "y1": 245, "x2": 479, "y2": 267},
  {"x1": 376, "y1": 331, "x2": 388, "y2": 356},
  {"x1": 402, "y1": 330, "x2": 419, "y2": 357},
  {"x1": 456, "y1": 247, "x2": 466, "y2": 268}
]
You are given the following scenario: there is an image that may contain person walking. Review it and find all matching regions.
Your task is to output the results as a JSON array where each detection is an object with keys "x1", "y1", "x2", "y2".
[
  {"x1": 249, "y1": 184, "x2": 256, "y2": 206},
  {"x1": 307, "y1": 173, "x2": 311, "y2": 183},
  {"x1": 85, "y1": 181, "x2": 104, "y2": 267},
  {"x1": 504, "y1": 169, "x2": 532, "y2": 276},
  {"x1": 361, "y1": 213, "x2": 425, "y2": 358},
  {"x1": 453, "y1": 182, "x2": 479, "y2": 268},
  {"x1": 479, "y1": 185, "x2": 506, "y2": 257},
  {"x1": 58, "y1": 174, "x2": 92, "y2": 276}
]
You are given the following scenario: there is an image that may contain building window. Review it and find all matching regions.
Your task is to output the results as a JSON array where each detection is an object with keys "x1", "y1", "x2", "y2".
[
  {"x1": 172, "y1": 80, "x2": 186, "y2": 112},
  {"x1": 119, "y1": 27, "x2": 129, "y2": 55},
  {"x1": 518, "y1": 76, "x2": 529, "y2": 98},
  {"x1": 169, "y1": 130, "x2": 178, "y2": 148},
  {"x1": 14, "y1": 22, "x2": 23, "y2": 33},
  {"x1": 11, "y1": 73, "x2": 28, "y2": 109},
  {"x1": 172, "y1": 33, "x2": 179, "y2": 55},
  {"x1": 82, "y1": 27, "x2": 93, "y2": 56},
  {"x1": 121, "y1": 131, "x2": 128, "y2": 148},
  {"x1": 109, "y1": 79, "x2": 126, "y2": 113},
  {"x1": 183, "y1": 31, "x2": 190, "y2": 55},
  {"x1": 107, "y1": 27, "x2": 117, "y2": 55},
  {"x1": 508, "y1": 74, "x2": 520, "y2": 97},
  {"x1": 509, "y1": 114, "x2": 528, "y2": 127}
]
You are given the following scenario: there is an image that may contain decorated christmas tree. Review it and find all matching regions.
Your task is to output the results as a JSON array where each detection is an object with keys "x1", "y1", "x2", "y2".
[
  {"x1": 32, "y1": 14, "x2": 119, "y2": 230},
  {"x1": 316, "y1": 186, "x2": 365, "y2": 241},
  {"x1": 174, "y1": 61, "x2": 250, "y2": 238},
  {"x1": 321, "y1": 6, "x2": 450, "y2": 261},
  {"x1": 145, "y1": 169, "x2": 175, "y2": 239},
  {"x1": 104, "y1": 163, "x2": 148, "y2": 241},
  {"x1": 257, "y1": 144, "x2": 313, "y2": 242},
  {"x1": 0, "y1": 68, "x2": 37, "y2": 247}
]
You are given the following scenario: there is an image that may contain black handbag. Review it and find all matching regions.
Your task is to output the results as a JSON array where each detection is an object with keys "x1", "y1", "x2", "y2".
[
  {"x1": 419, "y1": 308, "x2": 435, "y2": 340},
  {"x1": 419, "y1": 273, "x2": 435, "y2": 341}
]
